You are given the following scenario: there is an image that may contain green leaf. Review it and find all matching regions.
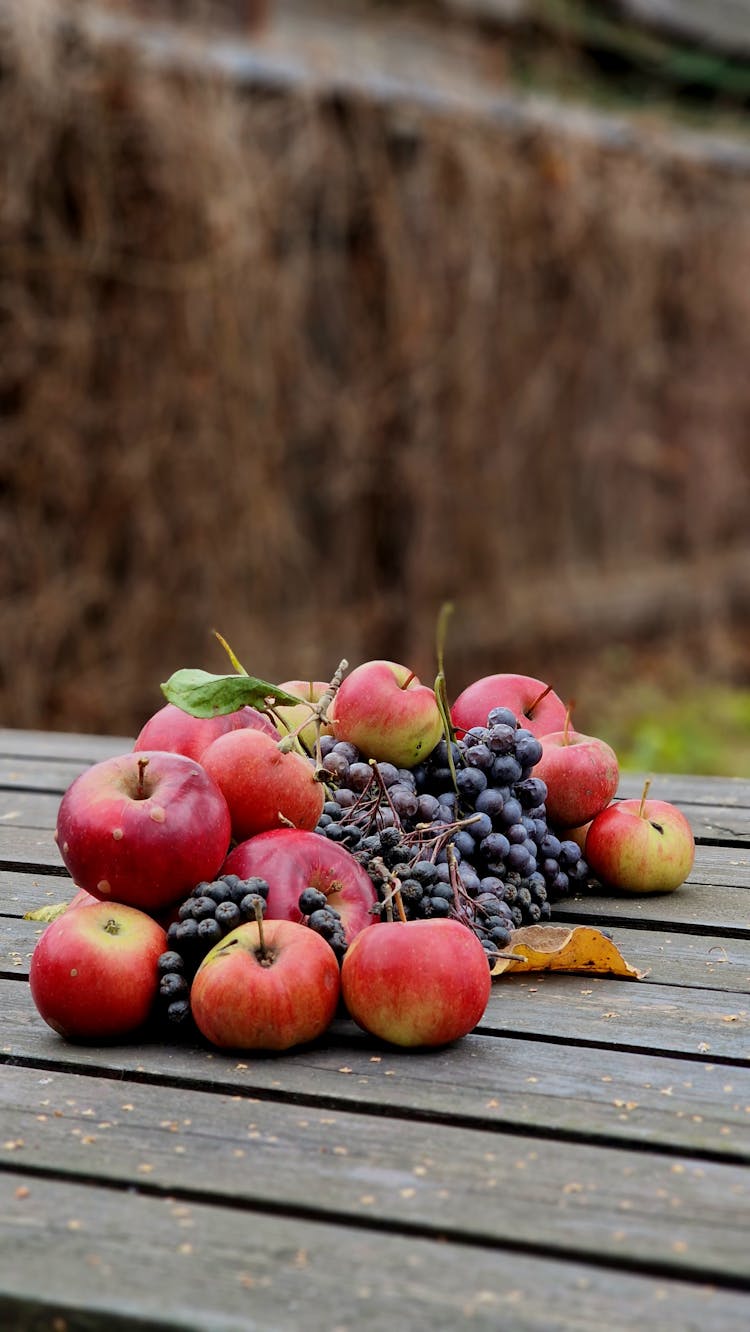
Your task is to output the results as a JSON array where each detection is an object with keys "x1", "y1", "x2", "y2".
[{"x1": 161, "y1": 669, "x2": 305, "y2": 718}]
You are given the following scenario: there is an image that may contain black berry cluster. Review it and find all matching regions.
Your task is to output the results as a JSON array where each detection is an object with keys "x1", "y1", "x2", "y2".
[{"x1": 155, "y1": 874, "x2": 270, "y2": 1026}]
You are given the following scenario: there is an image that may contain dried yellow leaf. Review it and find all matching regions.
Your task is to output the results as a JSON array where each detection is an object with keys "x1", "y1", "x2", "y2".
[
  {"x1": 23, "y1": 902, "x2": 69, "y2": 923},
  {"x1": 490, "y1": 925, "x2": 645, "y2": 980}
]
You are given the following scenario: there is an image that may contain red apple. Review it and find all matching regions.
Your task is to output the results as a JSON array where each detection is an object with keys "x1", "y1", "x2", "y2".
[
  {"x1": 223, "y1": 828, "x2": 378, "y2": 944},
  {"x1": 133, "y1": 701, "x2": 277, "y2": 761},
  {"x1": 202, "y1": 729, "x2": 325, "y2": 841},
  {"x1": 341, "y1": 918, "x2": 491, "y2": 1047},
  {"x1": 534, "y1": 727, "x2": 619, "y2": 829},
  {"x1": 190, "y1": 918, "x2": 340, "y2": 1050},
  {"x1": 29, "y1": 900, "x2": 167, "y2": 1041},
  {"x1": 330, "y1": 660, "x2": 443, "y2": 768},
  {"x1": 55, "y1": 750, "x2": 232, "y2": 912},
  {"x1": 584, "y1": 788, "x2": 695, "y2": 894},
  {"x1": 451, "y1": 673, "x2": 567, "y2": 738},
  {"x1": 274, "y1": 679, "x2": 332, "y2": 754}
]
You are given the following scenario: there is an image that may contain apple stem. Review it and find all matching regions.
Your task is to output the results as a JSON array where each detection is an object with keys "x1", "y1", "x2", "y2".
[
  {"x1": 638, "y1": 777, "x2": 652, "y2": 819},
  {"x1": 562, "y1": 702, "x2": 575, "y2": 747},
  {"x1": 400, "y1": 670, "x2": 417, "y2": 691},
  {"x1": 526, "y1": 683, "x2": 552, "y2": 719},
  {"x1": 136, "y1": 757, "x2": 149, "y2": 799},
  {"x1": 253, "y1": 899, "x2": 271, "y2": 963}
]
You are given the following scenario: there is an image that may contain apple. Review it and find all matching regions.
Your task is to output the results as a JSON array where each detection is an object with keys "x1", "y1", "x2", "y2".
[
  {"x1": 190, "y1": 918, "x2": 340, "y2": 1050},
  {"x1": 274, "y1": 680, "x2": 332, "y2": 754},
  {"x1": 202, "y1": 729, "x2": 325, "y2": 841},
  {"x1": 223, "y1": 828, "x2": 378, "y2": 944},
  {"x1": 451, "y1": 673, "x2": 567, "y2": 738},
  {"x1": 584, "y1": 785, "x2": 695, "y2": 894},
  {"x1": 55, "y1": 750, "x2": 232, "y2": 912},
  {"x1": 534, "y1": 725, "x2": 619, "y2": 829},
  {"x1": 330, "y1": 660, "x2": 443, "y2": 768},
  {"x1": 63, "y1": 887, "x2": 99, "y2": 910},
  {"x1": 341, "y1": 918, "x2": 491, "y2": 1047},
  {"x1": 133, "y1": 701, "x2": 277, "y2": 762},
  {"x1": 29, "y1": 900, "x2": 167, "y2": 1041}
]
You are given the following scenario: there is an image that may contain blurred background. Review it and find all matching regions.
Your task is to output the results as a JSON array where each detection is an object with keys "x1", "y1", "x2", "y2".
[{"x1": 2, "y1": 0, "x2": 750, "y2": 772}]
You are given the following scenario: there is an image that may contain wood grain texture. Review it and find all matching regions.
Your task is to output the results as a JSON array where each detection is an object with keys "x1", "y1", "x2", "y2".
[
  {"x1": 2, "y1": 980, "x2": 749, "y2": 1161},
  {"x1": 2, "y1": 1169, "x2": 748, "y2": 1332},
  {"x1": 1, "y1": 1064, "x2": 749, "y2": 1282}
]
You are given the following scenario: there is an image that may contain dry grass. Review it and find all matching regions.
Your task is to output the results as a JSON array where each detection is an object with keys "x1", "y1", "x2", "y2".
[{"x1": 3, "y1": 1, "x2": 750, "y2": 736}]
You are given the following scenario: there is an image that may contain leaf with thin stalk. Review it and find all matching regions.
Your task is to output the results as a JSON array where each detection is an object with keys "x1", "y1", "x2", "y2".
[
  {"x1": 161, "y1": 669, "x2": 305, "y2": 719},
  {"x1": 213, "y1": 630, "x2": 248, "y2": 676}
]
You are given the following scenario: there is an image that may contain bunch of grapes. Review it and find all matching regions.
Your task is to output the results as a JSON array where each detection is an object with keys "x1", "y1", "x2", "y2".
[
  {"x1": 313, "y1": 708, "x2": 595, "y2": 964},
  {"x1": 155, "y1": 873, "x2": 271, "y2": 1027}
]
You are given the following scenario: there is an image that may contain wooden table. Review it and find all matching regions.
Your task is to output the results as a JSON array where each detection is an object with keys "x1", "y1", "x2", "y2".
[{"x1": 1, "y1": 727, "x2": 748, "y2": 1330}]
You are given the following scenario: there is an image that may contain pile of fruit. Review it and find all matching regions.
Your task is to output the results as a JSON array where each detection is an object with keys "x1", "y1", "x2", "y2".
[{"x1": 30, "y1": 658, "x2": 696, "y2": 1053}]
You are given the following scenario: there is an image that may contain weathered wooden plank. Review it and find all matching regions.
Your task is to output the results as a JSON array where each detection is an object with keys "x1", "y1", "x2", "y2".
[
  {"x1": 5, "y1": 911, "x2": 750, "y2": 995},
  {"x1": 0, "y1": 728, "x2": 132, "y2": 762},
  {"x1": 480, "y1": 974, "x2": 749, "y2": 1062},
  {"x1": 1, "y1": 1063, "x2": 749, "y2": 1283},
  {"x1": 0, "y1": 755, "x2": 94, "y2": 794},
  {"x1": 2, "y1": 849, "x2": 750, "y2": 960},
  {"x1": 0, "y1": 825, "x2": 65, "y2": 871},
  {"x1": 2, "y1": 1171, "x2": 747, "y2": 1332},
  {"x1": 557, "y1": 877, "x2": 750, "y2": 935},
  {"x1": 0, "y1": 788, "x2": 63, "y2": 830},
  {"x1": 2, "y1": 979, "x2": 749, "y2": 1161},
  {"x1": 0, "y1": 870, "x2": 77, "y2": 917},
  {"x1": 617, "y1": 772, "x2": 750, "y2": 809}
]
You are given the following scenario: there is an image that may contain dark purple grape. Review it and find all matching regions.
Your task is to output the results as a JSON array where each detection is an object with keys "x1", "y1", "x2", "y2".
[
  {"x1": 475, "y1": 787, "x2": 506, "y2": 820},
  {"x1": 492, "y1": 755, "x2": 523, "y2": 785},
  {"x1": 456, "y1": 767, "x2": 488, "y2": 799},
  {"x1": 487, "y1": 707, "x2": 518, "y2": 729}
]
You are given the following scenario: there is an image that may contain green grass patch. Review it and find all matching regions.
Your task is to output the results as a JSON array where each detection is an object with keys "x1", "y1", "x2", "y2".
[{"x1": 590, "y1": 685, "x2": 750, "y2": 777}]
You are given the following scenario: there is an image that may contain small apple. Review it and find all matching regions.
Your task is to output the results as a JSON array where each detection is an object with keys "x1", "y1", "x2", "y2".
[
  {"x1": 55, "y1": 750, "x2": 232, "y2": 912},
  {"x1": 202, "y1": 729, "x2": 325, "y2": 841},
  {"x1": 534, "y1": 720, "x2": 619, "y2": 829},
  {"x1": 451, "y1": 673, "x2": 567, "y2": 738},
  {"x1": 29, "y1": 900, "x2": 167, "y2": 1041},
  {"x1": 274, "y1": 680, "x2": 332, "y2": 754},
  {"x1": 584, "y1": 782, "x2": 695, "y2": 894},
  {"x1": 341, "y1": 918, "x2": 492, "y2": 1047},
  {"x1": 330, "y1": 660, "x2": 443, "y2": 768},
  {"x1": 190, "y1": 917, "x2": 340, "y2": 1050},
  {"x1": 133, "y1": 701, "x2": 277, "y2": 762},
  {"x1": 223, "y1": 828, "x2": 378, "y2": 944}
]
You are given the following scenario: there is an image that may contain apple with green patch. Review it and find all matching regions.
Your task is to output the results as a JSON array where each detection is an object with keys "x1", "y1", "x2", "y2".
[
  {"x1": 190, "y1": 916, "x2": 340, "y2": 1050},
  {"x1": 274, "y1": 679, "x2": 332, "y2": 754},
  {"x1": 584, "y1": 780, "x2": 695, "y2": 894},
  {"x1": 330, "y1": 660, "x2": 443, "y2": 768}
]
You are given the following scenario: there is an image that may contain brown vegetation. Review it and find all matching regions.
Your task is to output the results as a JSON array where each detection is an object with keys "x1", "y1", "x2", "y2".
[{"x1": 2, "y1": 2, "x2": 750, "y2": 736}]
